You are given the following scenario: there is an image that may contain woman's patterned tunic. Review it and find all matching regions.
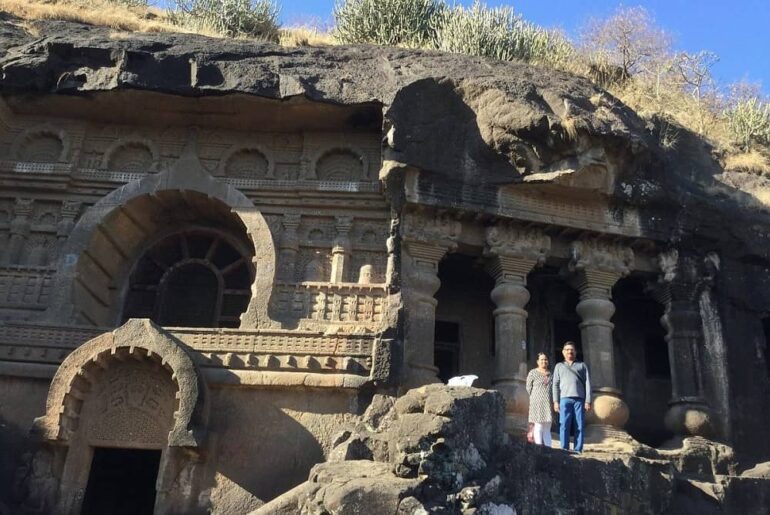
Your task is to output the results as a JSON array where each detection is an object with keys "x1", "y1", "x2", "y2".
[{"x1": 526, "y1": 368, "x2": 553, "y2": 424}]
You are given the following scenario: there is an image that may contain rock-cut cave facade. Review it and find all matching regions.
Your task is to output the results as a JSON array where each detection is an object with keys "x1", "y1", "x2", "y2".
[{"x1": 1, "y1": 23, "x2": 770, "y2": 514}]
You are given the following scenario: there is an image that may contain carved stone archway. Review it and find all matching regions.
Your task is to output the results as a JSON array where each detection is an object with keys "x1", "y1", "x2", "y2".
[
  {"x1": 34, "y1": 318, "x2": 209, "y2": 447},
  {"x1": 45, "y1": 136, "x2": 277, "y2": 328},
  {"x1": 32, "y1": 319, "x2": 209, "y2": 514}
]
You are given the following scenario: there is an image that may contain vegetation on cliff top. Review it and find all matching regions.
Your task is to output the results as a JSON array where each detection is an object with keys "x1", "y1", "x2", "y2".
[{"x1": 0, "y1": 0, "x2": 767, "y2": 174}]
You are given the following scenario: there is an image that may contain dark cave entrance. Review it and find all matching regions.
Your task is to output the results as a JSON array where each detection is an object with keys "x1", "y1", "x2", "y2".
[
  {"x1": 81, "y1": 448, "x2": 162, "y2": 515},
  {"x1": 434, "y1": 254, "x2": 496, "y2": 387}
]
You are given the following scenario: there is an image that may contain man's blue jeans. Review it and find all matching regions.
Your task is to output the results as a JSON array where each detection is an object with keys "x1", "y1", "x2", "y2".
[{"x1": 559, "y1": 397, "x2": 585, "y2": 452}]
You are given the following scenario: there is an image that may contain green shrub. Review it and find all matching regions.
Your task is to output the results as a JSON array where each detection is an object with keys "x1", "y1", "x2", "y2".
[
  {"x1": 333, "y1": 0, "x2": 446, "y2": 47},
  {"x1": 436, "y1": 2, "x2": 573, "y2": 64},
  {"x1": 170, "y1": 0, "x2": 280, "y2": 40},
  {"x1": 724, "y1": 97, "x2": 770, "y2": 150}
]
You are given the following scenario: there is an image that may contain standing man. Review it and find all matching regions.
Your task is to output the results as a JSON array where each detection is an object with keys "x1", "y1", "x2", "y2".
[{"x1": 552, "y1": 341, "x2": 591, "y2": 453}]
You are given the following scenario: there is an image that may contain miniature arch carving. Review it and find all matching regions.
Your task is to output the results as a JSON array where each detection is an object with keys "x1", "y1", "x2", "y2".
[
  {"x1": 101, "y1": 135, "x2": 160, "y2": 173},
  {"x1": 217, "y1": 144, "x2": 275, "y2": 179},
  {"x1": 11, "y1": 124, "x2": 70, "y2": 163},
  {"x1": 33, "y1": 319, "x2": 209, "y2": 447},
  {"x1": 310, "y1": 146, "x2": 369, "y2": 180}
]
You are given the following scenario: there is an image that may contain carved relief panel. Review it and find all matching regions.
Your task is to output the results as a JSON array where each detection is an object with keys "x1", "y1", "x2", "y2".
[{"x1": 79, "y1": 360, "x2": 176, "y2": 448}]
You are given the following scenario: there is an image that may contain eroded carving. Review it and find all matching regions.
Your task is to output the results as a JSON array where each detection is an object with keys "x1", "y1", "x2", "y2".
[
  {"x1": 570, "y1": 238, "x2": 635, "y2": 276},
  {"x1": 315, "y1": 149, "x2": 365, "y2": 181},
  {"x1": 13, "y1": 126, "x2": 67, "y2": 163}
]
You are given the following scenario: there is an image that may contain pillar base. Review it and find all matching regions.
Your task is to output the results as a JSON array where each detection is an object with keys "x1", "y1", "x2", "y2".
[
  {"x1": 495, "y1": 381, "x2": 530, "y2": 418},
  {"x1": 402, "y1": 365, "x2": 441, "y2": 390},
  {"x1": 586, "y1": 392, "x2": 629, "y2": 428},
  {"x1": 504, "y1": 413, "x2": 529, "y2": 436},
  {"x1": 664, "y1": 399, "x2": 714, "y2": 438}
]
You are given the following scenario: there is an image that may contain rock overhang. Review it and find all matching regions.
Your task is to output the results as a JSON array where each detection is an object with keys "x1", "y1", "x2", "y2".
[{"x1": 0, "y1": 17, "x2": 655, "y2": 189}]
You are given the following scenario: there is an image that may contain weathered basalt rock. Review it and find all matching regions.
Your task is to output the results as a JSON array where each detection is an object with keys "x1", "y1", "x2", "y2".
[
  {"x1": 0, "y1": 16, "x2": 653, "y2": 190},
  {"x1": 256, "y1": 385, "x2": 770, "y2": 515}
]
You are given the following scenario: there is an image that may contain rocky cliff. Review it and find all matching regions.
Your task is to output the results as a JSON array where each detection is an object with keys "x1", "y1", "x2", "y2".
[{"x1": 253, "y1": 385, "x2": 770, "y2": 514}]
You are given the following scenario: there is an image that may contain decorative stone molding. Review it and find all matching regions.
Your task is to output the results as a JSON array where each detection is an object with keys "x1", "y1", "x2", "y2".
[
  {"x1": 0, "y1": 320, "x2": 384, "y2": 389},
  {"x1": 33, "y1": 319, "x2": 209, "y2": 447},
  {"x1": 0, "y1": 267, "x2": 54, "y2": 310}
]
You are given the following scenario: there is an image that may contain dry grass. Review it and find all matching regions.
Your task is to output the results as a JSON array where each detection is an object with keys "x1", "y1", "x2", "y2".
[
  {"x1": 561, "y1": 115, "x2": 580, "y2": 141},
  {"x1": 0, "y1": 0, "x2": 183, "y2": 33},
  {"x1": 279, "y1": 25, "x2": 335, "y2": 47},
  {"x1": 724, "y1": 150, "x2": 770, "y2": 175}
]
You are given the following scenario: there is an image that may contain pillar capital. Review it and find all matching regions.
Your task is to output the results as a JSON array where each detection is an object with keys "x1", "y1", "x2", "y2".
[
  {"x1": 484, "y1": 222, "x2": 550, "y2": 286},
  {"x1": 484, "y1": 222, "x2": 550, "y2": 262},
  {"x1": 569, "y1": 238, "x2": 633, "y2": 298},
  {"x1": 657, "y1": 248, "x2": 719, "y2": 303},
  {"x1": 569, "y1": 238, "x2": 634, "y2": 275},
  {"x1": 402, "y1": 209, "x2": 460, "y2": 250}
]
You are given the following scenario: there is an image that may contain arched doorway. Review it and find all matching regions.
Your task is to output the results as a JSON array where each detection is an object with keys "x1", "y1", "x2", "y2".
[
  {"x1": 122, "y1": 230, "x2": 254, "y2": 328},
  {"x1": 78, "y1": 358, "x2": 174, "y2": 514},
  {"x1": 31, "y1": 320, "x2": 209, "y2": 514}
]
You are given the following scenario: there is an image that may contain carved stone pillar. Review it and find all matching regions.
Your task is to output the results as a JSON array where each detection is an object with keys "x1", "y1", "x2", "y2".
[
  {"x1": 484, "y1": 223, "x2": 550, "y2": 429},
  {"x1": 656, "y1": 249, "x2": 715, "y2": 438},
  {"x1": 569, "y1": 239, "x2": 634, "y2": 431},
  {"x1": 401, "y1": 211, "x2": 459, "y2": 388},
  {"x1": 330, "y1": 216, "x2": 353, "y2": 283},
  {"x1": 55, "y1": 201, "x2": 80, "y2": 261},
  {"x1": 277, "y1": 214, "x2": 301, "y2": 281},
  {"x1": 5, "y1": 198, "x2": 33, "y2": 265}
]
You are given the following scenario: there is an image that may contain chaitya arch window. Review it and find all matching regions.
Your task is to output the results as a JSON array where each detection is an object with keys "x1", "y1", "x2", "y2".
[{"x1": 122, "y1": 230, "x2": 254, "y2": 328}]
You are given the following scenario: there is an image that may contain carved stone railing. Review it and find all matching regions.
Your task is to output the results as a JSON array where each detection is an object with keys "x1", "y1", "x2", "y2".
[
  {"x1": 0, "y1": 161, "x2": 382, "y2": 193},
  {"x1": 271, "y1": 282, "x2": 388, "y2": 330},
  {"x1": 0, "y1": 322, "x2": 384, "y2": 381},
  {"x1": 0, "y1": 160, "x2": 73, "y2": 175},
  {"x1": 0, "y1": 266, "x2": 55, "y2": 310}
]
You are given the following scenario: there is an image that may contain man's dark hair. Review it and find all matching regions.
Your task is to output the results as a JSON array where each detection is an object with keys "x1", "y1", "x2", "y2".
[{"x1": 562, "y1": 341, "x2": 576, "y2": 350}]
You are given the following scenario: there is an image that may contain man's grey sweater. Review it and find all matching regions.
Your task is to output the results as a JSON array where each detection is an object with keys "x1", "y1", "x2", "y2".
[{"x1": 552, "y1": 361, "x2": 592, "y2": 403}]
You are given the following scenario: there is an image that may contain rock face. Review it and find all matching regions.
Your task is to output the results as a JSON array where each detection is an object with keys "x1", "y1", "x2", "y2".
[
  {"x1": 0, "y1": 16, "x2": 651, "y2": 188},
  {"x1": 255, "y1": 385, "x2": 770, "y2": 515},
  {"x1": 2, "y1": 15, "x2": 770, "y2": 515}
]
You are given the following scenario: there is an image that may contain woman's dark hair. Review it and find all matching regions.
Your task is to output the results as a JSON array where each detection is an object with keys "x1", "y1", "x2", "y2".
[{"x1": 536, "y1": 352, "x2": 548, "y2": 360}]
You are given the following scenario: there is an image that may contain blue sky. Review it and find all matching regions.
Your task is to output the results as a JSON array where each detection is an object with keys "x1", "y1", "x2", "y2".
[{"x1": 279, "y1": 0, "x2": 770, "y2": 95}]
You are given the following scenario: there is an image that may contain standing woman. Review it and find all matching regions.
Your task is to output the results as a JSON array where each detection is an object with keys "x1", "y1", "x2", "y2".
[{"x1": 525, "y1": 352, "x2": 553, "y2": 446}]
